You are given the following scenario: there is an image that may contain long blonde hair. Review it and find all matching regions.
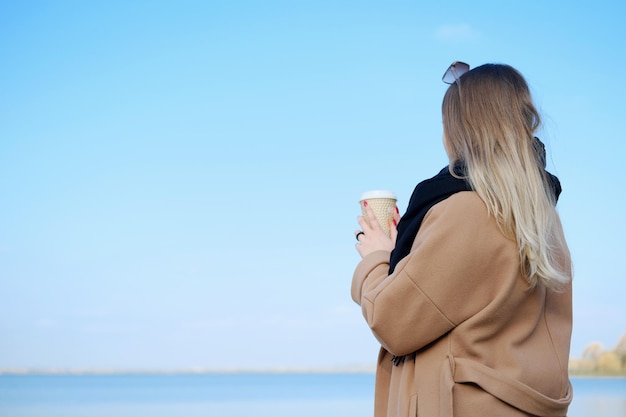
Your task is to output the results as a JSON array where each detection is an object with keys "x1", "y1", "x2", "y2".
[{"x1": 442, "y1": 63, "x2": 571, "y2": 289}]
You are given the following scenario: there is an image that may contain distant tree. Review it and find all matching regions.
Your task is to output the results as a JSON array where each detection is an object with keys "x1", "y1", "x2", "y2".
[
  {"x1": 570, "y1": 333, "x2": 626, "y2": 375},
  {"x1": 582, "y1": 342, "x2": 603, "y2": 360},
  {"x1": 576, "y1": 342, "x2": 604, "y2": 372},
  {"x1": 615, "y1": 333, "x2": 626, "y2": 369},
  {"x1": 597, "y1": 351, "x2": 622, "y2": 373}
]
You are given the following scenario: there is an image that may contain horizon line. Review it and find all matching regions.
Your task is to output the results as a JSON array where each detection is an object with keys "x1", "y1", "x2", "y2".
[{"x1": 0, "y1": 365, "x2": 377, "y2": 376}]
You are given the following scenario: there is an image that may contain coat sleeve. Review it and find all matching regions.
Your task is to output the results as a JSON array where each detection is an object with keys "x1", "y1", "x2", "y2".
[{"x1": 351, "y1": 192, "x2": 516, "y2": 356}]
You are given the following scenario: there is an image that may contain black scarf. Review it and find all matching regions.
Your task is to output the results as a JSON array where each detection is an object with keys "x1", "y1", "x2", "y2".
[
  {"x1": 389, "y1": 163, "x2": 471, "y2": 274},
  {"x1": 388, "y1": 150, "x2": 562, "y2": 274}
]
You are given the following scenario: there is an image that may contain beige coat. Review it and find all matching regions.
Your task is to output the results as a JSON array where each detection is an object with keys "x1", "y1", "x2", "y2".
[{"x1": 352, "y1": 192, "x2": 573, "y2": 417}]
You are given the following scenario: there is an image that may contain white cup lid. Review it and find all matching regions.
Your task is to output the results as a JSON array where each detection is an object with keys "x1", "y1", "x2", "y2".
[{"x1": 360, "y1": 190, "x2": 397, "y2": 201}]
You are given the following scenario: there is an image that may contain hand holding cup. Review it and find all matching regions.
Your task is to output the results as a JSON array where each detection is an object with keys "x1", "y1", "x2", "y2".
[
  {"x1": 359, "y1": 190, "x2": 397, "y2": 236},
  {"x1": 355, "y1": 190, "x2": 400, "y2": 258}
]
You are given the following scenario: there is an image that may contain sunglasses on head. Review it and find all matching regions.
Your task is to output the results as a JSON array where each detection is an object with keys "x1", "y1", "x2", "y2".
[{"x1": 442, "y1": 61, "x2": 470, "y2": 85}]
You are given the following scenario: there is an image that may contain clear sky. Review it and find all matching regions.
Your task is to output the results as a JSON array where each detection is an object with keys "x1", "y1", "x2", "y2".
[{"x1": 1, "y1": 0, "x2": 625, "y2": 371}]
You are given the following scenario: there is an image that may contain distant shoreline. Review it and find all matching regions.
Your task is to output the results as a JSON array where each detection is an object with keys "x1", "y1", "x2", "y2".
[
  {"x1": 0, "y1": 366, "x2": 378, "y2": 376},
  {"x1": 569, "y1": 370, "x2": 626, "y2": 378},
  {"x1": 2, "y1": 368, "x2": 625, "y2": 378}
]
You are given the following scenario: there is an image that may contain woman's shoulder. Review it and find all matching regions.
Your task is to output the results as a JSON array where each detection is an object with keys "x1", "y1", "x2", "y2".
[
  {"x1": 418, "y1": 191, "x2": 511, "y2": 249},
  {"x1": 426, "y1": 191, "x2": 489, "y2": 222}
]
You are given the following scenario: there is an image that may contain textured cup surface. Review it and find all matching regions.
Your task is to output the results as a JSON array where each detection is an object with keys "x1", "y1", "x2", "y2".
[{"x1": 359, "y1": 190, "x2": 397, "y2": 237}]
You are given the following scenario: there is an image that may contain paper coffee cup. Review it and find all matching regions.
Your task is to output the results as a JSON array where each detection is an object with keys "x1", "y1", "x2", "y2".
[{"x1": 359, "y1": 190, "x2": 397, "y2": 236}]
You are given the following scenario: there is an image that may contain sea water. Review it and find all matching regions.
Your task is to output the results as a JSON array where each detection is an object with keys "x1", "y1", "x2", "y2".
[{"x1": 0, "y1": 373, "x2": 623, "y2": 417}]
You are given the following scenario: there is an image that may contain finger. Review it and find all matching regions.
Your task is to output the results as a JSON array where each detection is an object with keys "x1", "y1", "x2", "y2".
[
  {"x1": 387, "y1": 216, "x2": 398, "y2": 234},
  {"x1": 355, "y1": 242, "x2": 365, "y2": 257},
  {"x1": 362, "y1": 203, "x2": 382, "y2": 232},
  {"x1": 357, "y1": 215, "x2": 372, "y2": 233},
  {"x1": 393, "y1": 206, "x2": 401, "y2": 223},
  {"x1": 389, "y1": 219, "x2": 398, "y2": 242}
]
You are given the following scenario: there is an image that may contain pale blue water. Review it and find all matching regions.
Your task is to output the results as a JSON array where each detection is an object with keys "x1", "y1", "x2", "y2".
[{"x1": 0, "y1": 374, "x2": 623, "y2": 417}]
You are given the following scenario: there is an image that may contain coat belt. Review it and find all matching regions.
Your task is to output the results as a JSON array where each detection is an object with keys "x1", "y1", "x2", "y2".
[{"x1": 440, "y1": 354, "x2": 573, "y2": 417}]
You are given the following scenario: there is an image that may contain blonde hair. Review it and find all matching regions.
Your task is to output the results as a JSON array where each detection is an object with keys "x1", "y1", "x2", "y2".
[{"x1": 442, "y1": 63, "x2": 571, "y2": 289}]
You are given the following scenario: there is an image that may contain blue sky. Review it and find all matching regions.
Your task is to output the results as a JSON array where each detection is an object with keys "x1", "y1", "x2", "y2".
[{"x1": 1, "y1": 0, "x2": 625, "y2": 370}]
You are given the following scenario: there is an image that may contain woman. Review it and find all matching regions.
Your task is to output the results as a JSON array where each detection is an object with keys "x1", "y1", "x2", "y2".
[{"x1": 352, "y1": 62, "x2": 573, "y2": 417}]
